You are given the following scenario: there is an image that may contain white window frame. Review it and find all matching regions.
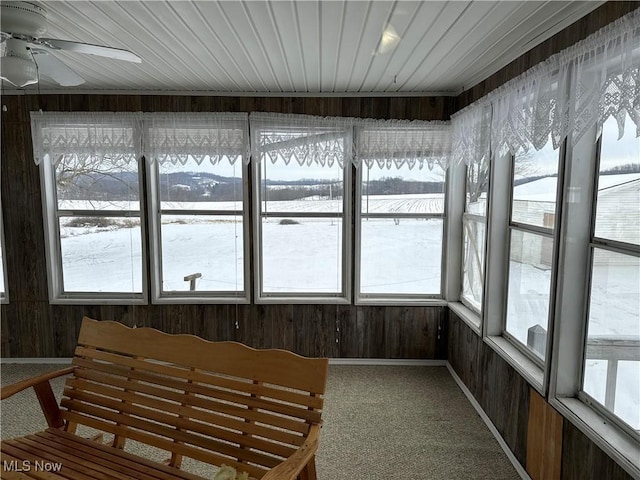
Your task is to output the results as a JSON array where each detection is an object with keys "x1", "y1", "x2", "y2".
[
  {"x1": 459, "y1": 154, "x2": 491, "y2": 320},
  {"x1": 39, "y1": 155, "x2": 148, "y2": 305},
  {"x1": 499, "y1": 144, "x2": 565, "y2": 367},
  {"x1": 252, "y1": 159, "x2": 352, "y2": 304},
  {"x1": 0, "y1": 202, "x2": 8, "y2": 304},
  {"x1": 146, "y1": 158, "x2": 251, "y2": 304},
  {"x1": 354, "y1": 164, "x2": 448, "y2": 305},
  {"x1": 549, "y1": 120, "x2": 640, "y2": 478}
]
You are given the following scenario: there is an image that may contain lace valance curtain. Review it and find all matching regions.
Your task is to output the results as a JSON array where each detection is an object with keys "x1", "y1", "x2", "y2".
[
  {"x1": 31, "y1": 112, "x2": 143, "y2": 165},
  {"x1": 450, "y1": 103, "x2": 491, "y2": 167},
  {"x1": 144, "y1": 113, "x2": 250, "y2": 165},
  {"x1": 355, "y1": 119, "x2": 451, "y2": 170},
  {"x1": 31, "y1": 112, "x2": 250, "y2": 166},
  {"x1": 451, "y1": 8, "x2": 640, "y2": 163},
  {"x1": 249, "y1": 112, "x2": 354, "y2": 168}
]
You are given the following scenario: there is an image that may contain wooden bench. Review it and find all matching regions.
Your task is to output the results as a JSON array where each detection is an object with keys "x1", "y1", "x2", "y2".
[{"x1": 1, "y1": 317, "x2": 329, "y2": 480}]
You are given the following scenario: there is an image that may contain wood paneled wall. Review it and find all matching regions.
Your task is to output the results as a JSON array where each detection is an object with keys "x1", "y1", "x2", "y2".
[
  {"x1": 448, "y1": 311, "x2": 635, "y2": 480},
  {"x1": 447, "y1": 310, "x2": 530, "y2": 465},
  {"x1": 455, "y1": 1, "x2": 640, "y2": 111},
  {"x1": 0, "y1": 94, "x2": 450, "y2": 358}
]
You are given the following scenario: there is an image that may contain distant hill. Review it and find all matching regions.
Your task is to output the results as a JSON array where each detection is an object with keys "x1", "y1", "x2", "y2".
[{"x1": 58, "y1": 170, "x2": 445, "y2": 202}]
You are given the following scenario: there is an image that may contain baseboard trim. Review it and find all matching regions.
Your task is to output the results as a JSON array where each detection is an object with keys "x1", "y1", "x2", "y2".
[
  {"x1": 329, "y1": 358, "x2": 447, "y2": 366},
  {"x1": 446, "y1": 362, "x2": 531, "y2": 480}
]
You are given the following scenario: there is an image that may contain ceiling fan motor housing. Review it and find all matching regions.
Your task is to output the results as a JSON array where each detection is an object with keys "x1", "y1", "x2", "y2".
[{"x1": 1, "y1": 1, "x2": 47, "y2": 38}]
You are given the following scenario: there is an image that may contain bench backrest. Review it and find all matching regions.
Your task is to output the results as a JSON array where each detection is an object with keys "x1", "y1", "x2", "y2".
[{"x1": 60, "y1": 317, "x2": 329, "y2": 479}]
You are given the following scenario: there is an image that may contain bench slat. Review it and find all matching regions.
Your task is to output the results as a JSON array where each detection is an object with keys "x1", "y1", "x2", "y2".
[
  {"x1": 70, "y1": 357, "x2": 323, "y2": 424},
  {"x1": 64, "y1": 377, "x2": 304, "y2": 449},
  {"x1": 2, "y1": 442, "x2": 91, "y2": 480},
  {"x1": 67, "y1": 364, "x2": 311, "y2": 435},
  {"x1": 77, "y1": 319, "x2": 328, "y2": 393},
  {"x1": 20, "y1": 436, "x2": 163, "y2": 480},
  {"x1": 75, "y1": 347, "x2": 324, "y2": 409},
  {"x1": 36, "y1": 431, "x2": 205, "y2": 480},
  {"x1": 61, "y1": 386, "x2": 297, "y2": 459},
  {"x1": 5, "y1": 439, "x2": 125, "y2": 480},
  {"x1": 59, "y1": 413, "x2": 267, "y2": 479},
  {"x1": 0, "y1": 450, "x2": 46, "y2": 479},
  {"x1": 60, "y1": 400, "x2": 282, "y2": 470}
]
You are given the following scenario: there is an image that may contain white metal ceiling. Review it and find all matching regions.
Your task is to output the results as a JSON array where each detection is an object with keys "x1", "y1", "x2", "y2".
[{"x1": 2, "y1": 0, "x2": 603, "y2": 94}]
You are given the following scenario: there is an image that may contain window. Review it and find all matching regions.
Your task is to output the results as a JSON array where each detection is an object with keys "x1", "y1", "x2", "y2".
[
  {"x1": 251, "y1": 116, "x2": 352, "y2": 301},
  {"x1": 357, "y1": 162, "x2": 445, "y2": 298},
  {"x1": 35, "y1": 112, "x2": 250, "y2": 304},
  {"x1": 145, "y1": 114, "x2": 250, "y2": 303},
  {"x1": 354, "y1": 121, "x2": 450, "y2": 302},
  {"x1": 41, "y1": 152, "x2": 145, "y2": 302},
  {"x1": 581, "y1": 115, "x2": 640, "y2": 438},
  {"x1": 0, "y1": 203, "x2": 7, "y2": 303},
  {"x1": 148, "y1": 159, "x2": 248, "y2": 301},
  {"x1": 504, "y1": 139, "x2": 561, "y2": 362},
  {"x1": 461, "y1": 153, "x2": 489, "y2": 311}
]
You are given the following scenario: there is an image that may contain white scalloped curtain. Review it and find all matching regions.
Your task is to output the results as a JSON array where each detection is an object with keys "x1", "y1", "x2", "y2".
[
  {"x1": 250, "y1": 112, "x2": 451, "y2": 170},
  {"x1": 30, "y1": 112, "x2": 142, "y2": 166},
  {"x1": 144, "y1": 113, "x2": 250, "y2": 165},
  {"x1": 30, "y1": 112, "x2": 250, "y2": 166},
  {"x1": 250, "y1": 112, "x2": 354, "y2": 168},
  {"x1": 355, "y1": 119, "x2": 451, "y2": 170},
  {"x1": 452, "y1": 9, "x2": 640, "y2": 163}
]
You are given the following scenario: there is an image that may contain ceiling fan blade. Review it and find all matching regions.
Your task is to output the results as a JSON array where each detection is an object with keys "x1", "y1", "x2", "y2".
[
  {"x1": 36, "y1": 38, "x2": 141, "y2": 63},
  {"x1": 31, "y1": 48, "x2": 84, "y2": 86}
]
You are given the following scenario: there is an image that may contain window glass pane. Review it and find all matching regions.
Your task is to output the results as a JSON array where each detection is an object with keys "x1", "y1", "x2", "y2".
[
  {"x1": 59, "y1": 216, "x2": 142, "y2": 292},
  {"x1": 261, "y1": 160, "x2": 343, "y2": 214},
  {"x1": 159, "y1": 158, "x2": 243, "y2": 211},
  {"x1": 594, "y1": 114, "x2": 640, "y2": 245},
  {"x1": 465, "y1": 156, "x2": 489, "y2": 215},
  {"x1": 583, "y1": 249, "x2": 639, "y2": 430},
  {"x1": 361, "y1": 163, "x2": 445, "y2": 215},
  {"x1": 261, "y1": 217, "x2": 342, "y2": 293},
  {"x1": 462, "y1": 217, "x2": 485, "y2": 310},
  {"x1": 56, "y1": 157, "x2": 139, "y2": 210},
  {"x1": 360, "y1": 218, "x2": 442, "y2": 295},
  {"x1": 505, "y1": 230, "x2": 553, "y2": 360},
  {"x1": 511, "y1": 139, "x2": 559, "y2": 229},
  {"x1": 160, "y1": 215, "x2": 244, "y2": 292}
]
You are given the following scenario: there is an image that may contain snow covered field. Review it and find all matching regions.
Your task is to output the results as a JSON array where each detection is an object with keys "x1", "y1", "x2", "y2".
[{"x1": 56, "y1": 193, "x2": 638, "y2": 431}]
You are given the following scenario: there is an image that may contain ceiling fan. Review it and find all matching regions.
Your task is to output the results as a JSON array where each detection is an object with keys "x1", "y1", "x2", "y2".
[{"x1": 0, "y1": 1, "x2": 141, "y2": 88}]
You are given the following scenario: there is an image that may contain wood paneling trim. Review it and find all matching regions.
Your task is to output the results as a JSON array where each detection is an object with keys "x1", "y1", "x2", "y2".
[{"x1": 527, "y1": 389, "x2": 563, "y2": 480}]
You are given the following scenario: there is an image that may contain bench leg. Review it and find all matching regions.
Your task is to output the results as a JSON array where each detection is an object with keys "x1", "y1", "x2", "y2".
[{"x1": 298, "y1": 456, "x2": 317, "y2": 480}]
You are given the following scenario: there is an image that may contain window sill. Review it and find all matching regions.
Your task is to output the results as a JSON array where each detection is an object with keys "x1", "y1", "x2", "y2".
[
  {"x1": 485, "y1": 335, "x2": 545, "y2": 395},
  {"x1": 448, "y1": 302, "x2": 481, "y2": 335},
  {"x1": 255, "y1": 296, "x2": 352, "y2": 305},
  {"x1": 153, "y1": 295, "x2": 250, "y2": 304},
  {"x1": 50, "y1": 296, "x2": 147, "y2": 305},
  {"x1": 356, "y1": 297, "x2": 447, "y2": 307},
  {"x1": 551, "y1": 397, "x2": 640, "y2": 479}
]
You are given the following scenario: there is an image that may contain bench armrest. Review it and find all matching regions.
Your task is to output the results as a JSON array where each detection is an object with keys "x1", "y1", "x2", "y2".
[
  {"x1": 260, "y1": 424, "x2": 320, "y2": 480},
  {"x1": 0, "y1": 366, "x2": 75, "y2": 428}
]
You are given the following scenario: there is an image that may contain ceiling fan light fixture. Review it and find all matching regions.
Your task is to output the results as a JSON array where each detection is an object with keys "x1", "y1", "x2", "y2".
[
  {"x1": 1, "y1": 54, "x2": 37, "y2": 87},
  {"x1": 1, "y1": 37, "x2": 37, "y2": 87}
]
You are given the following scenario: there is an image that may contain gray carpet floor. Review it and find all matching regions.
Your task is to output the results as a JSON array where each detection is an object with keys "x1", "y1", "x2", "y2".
[{"x1": 1, "y1": 364, "x2": 518, "y2": 479}]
